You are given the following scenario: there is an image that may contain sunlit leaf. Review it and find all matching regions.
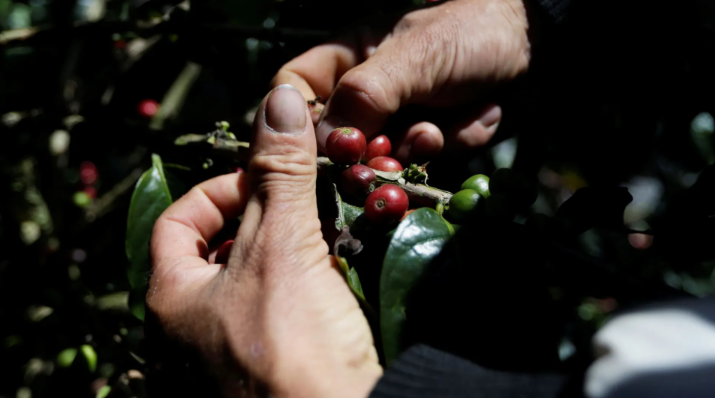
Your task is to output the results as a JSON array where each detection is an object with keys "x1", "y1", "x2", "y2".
[
  {"x1": 380, "y1": 208, "x2": 453, "y2": 364},
  {"x1": 126, "y1": 154, "x2": 173, "y2": 316},
  {"x1": 57, "y1": 348, "x2": 77, "y2": 368},
  {"x1": 80, "y1": 345, "x2": 97, "y2": 373}
]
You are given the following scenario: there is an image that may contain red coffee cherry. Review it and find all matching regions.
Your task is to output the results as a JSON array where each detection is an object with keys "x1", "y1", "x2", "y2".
[
  {"x1": 83, "y1": 186, "x2": 97, "y2": 199},
  {"x1": 138, "y1": 99, "x2": 160, "y2": 118},
  {"x1": 80, "y1": 161, "x2": 98, "y2": 185},
  {"x1": 365, "y1": 135, "x2": 392, "y2": 161},
  {"x1": 326, "y1": 127, "x2": 366, "y2": 165},
  {"x1": 365, "y1": 185, "x2": 409, "y2": 225},
  {"x1": 366, "y1": 156, "x2": 403, "y2": 172},
  {"x1": 340, "y1": 165, "x2": 377, "y2": 199}
]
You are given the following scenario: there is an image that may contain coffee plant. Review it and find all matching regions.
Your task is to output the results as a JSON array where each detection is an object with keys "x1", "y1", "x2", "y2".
[{"x1": 3, "y1": 0, "x2": 715, "y2": 397}]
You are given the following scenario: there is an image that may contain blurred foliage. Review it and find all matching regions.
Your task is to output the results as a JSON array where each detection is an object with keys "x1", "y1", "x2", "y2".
[{"x1": 1, "y1": 0, "x2": 715, "y2": 397}]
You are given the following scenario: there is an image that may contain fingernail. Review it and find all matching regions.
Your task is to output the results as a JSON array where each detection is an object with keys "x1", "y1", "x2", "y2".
[
  {"x1": 479, "y1": 105, "x2": 501, "y2": 129},
  {"x1": 412, "y1": 131, "x2": 441, "y2": 158},
  {"x1": 264, "y1": 84, "x2": 307, "y2": 134}
]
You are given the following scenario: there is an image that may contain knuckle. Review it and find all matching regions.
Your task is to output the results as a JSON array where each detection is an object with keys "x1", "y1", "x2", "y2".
[
  {"x1": 339, "y1": 67, "x2": 400, "y2": 114},
  {"x1": 393, "y1": 9, "x2": 428, "y2": 33},
  {"x1": 250, "y1": 147, "x2": 315, "y2": 178},
  {"x1": 249, "y1": 148, "x2": 317, "y2": 198}
]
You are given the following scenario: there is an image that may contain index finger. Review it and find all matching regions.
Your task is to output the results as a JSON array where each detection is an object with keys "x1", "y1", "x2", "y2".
[
  {"x1": 150, "y1": 172, "x2": 249, "y2": 270},
  {"x1": 271, "y1": 43, "x2": 361, "y2": 102}
]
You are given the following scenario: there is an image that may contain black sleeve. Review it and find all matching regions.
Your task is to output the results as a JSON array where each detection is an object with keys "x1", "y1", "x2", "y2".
[
  {"x1": 370, "y1": 296, "x2": 715, "y2": 398},
  {"x1": 369, "y1": 345, "x2": 569, "y2": 398},
  {"x1": 530, "y1": 0, "x2": 715, "y2": 27}
]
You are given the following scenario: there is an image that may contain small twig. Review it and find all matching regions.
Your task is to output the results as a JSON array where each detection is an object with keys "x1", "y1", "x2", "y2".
[
  {"x1": 316, "y1": 157, "x2": 453, "y2": 207},
  {"x1": 85, "y1": 168, "x2": 145, "y2": 222},
  {"x1": 181, "y1": 133, "x2": 455, "y2": 207}
]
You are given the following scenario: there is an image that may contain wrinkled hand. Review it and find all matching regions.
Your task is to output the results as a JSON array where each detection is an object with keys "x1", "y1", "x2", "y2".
[
  {"x1": 147, "y1": 85, "x2": 381, "y2": 398},
  {"x1": 273, "y1": 0, "x2": 533, "y2": 162}
]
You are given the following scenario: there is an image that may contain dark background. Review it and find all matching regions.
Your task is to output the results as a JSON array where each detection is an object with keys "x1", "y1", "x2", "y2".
[{"x1": 2, "y1": 0, "x2": 715, "y2": 397}]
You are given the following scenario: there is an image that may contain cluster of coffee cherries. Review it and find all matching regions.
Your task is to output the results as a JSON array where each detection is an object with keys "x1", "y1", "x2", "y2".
[
  {"x1": 326, "y1": 127, "x2": 409, "y2": 225},
  {"x1": 73, "y1": 161, "x2": 99, "y2": 208}
]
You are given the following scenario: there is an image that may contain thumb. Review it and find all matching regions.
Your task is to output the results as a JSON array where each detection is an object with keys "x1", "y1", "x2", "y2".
[{"x1": 237, "y1": 84, "x2": 324, "y2": 264}]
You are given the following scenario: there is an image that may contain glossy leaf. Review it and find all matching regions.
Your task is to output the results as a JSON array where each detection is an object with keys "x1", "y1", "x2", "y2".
[
  {"x1": 57, "y1": 348, "x2": 77, "y2": 368},
  {"x1": 380, "y1": 208, "x2": 453, "y2": 365},
  {"x1": 162, "y1": 164, "x2": 190, "y2": 201},
  {"x1": 126, "y1": 155, "x2": 173, "y2": 297},
  {"x1": 336, "y1": 252, "x2": 366, "y2": 303},
  {"x1": 332, "y1": 182, "x2": 365, "y2": 230},
  {"x1": 129, "y1": 290, "x2": 146, "y2": 322},
  {"x1": 342, "y1": 202, "x2": 365, "y2": 229},
  {"x1": 80, "y1": 345, "x2": 97, "y2": 372},
  {"x1": 96, "y1": 386, "x2": 111, "y2": 398},
  {"x1": 348, "y1": 267, "x2": 366, "y2": 301}
]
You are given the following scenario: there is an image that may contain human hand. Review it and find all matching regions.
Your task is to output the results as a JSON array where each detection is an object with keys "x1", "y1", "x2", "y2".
[
  {"x1": 147, "y1": 84, "x2": 382, "y2": 398},
  {"x1": 273, "y1": 0, "x2": 533, "y2": 163}
]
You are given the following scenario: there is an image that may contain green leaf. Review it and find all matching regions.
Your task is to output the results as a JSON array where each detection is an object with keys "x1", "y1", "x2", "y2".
[
  {"x1": 332, "y1": 183, "x2": 365, "y2": 230},
  {"x1": 691, "y1": 112, "x2": 715, "y2": 164},
  {"x1": 126, "y1": 154, "x2": 173, "y2": 300},
  {"x1": 164, "y1": 168, "x2": 189, "y2": 202},
  {"x1": 57, "y1": 348, "x2": 77, "y2": 368},
  {"x1": 332, "y1": 183, "x2": 345, "y2": 231},
  {"x1": 129, "y1": 290, "x2": 146, "y2": 322},
  {"x1": 96, "y1": 386, "x2": 111, "y2": 398},
  {"x1": 380, "y1": 208, "x2": 453, "y2": 365},
  {"x1": 348, "y1": 266, "x2": 366, "y2": 302},
  {"x1": 80, "y1": 345, "x2": 97, "y2": 373},
  {"x1": 337, "y1": 255, "x2": 366, "y2": 302},
  {"x1": 342, "y1": 202, "x2": 364, "y2": 228}
]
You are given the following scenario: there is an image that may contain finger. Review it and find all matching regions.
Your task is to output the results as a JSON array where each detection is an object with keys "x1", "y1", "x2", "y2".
[
  {"x1": 314, "y1": 28, "x2": 446, "y2": 150},
  {"x1": 151, "y1": 173, "x2": 249, "y2": 263},
  {"x1": 392, "y1": 122, "x2": 444, "y2": 164},
  {"x1": 314, "y1": 52, "x2": 400, "y2": 151},
  {"x1": 444, "y1": 104, "x2": 502, "y2": 150},
  {"x1": 234, "y1": 84, "x2": 326, "y2": 270},
  {"x1": 388, "y1": 102, "x2": 501, "y2": 163},
  {"x1": 149, "y1": 172, "x2": 249, "y2": 299},
  {"x1": 271, "y1": 44, "x2": 361, "y2": 102}
]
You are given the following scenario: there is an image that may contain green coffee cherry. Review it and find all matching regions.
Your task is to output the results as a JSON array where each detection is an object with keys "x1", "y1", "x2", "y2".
[
  {"x1": 448, "y1": 189, "x2": 483, "y2": 221},
  {"x1": 461, "y1": 174, "x2": 491, "y2": 198}
]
